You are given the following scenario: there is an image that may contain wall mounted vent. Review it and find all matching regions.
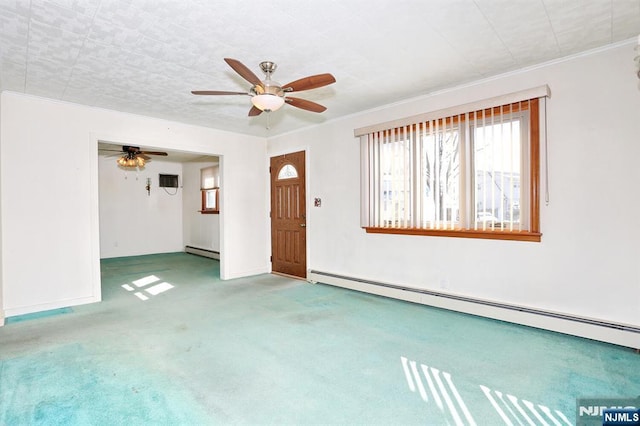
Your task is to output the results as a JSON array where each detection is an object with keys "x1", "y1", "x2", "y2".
[{"x1": 159, "y1": 174, "x2": 179, "y2": 188}]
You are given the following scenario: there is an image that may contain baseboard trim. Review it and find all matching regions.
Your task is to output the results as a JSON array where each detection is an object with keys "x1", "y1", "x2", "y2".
[
  {"x1": 3, "y1": 295, "x2": 100, "y2": 318},
  {"x1": 308, "y1": 270, "x2": 640, "y2": 349},
  {"x1": 185, "y1": 245, "x2": 220, "y2": 260}
]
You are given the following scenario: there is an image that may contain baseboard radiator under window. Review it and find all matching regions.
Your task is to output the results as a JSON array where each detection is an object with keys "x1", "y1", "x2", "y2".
[
  {"x1": 185, "y1": 245, "x2": 220, "y2": 260},
  {"x1": 308, "y1": 270, "x2": 640, "y2": 350}
]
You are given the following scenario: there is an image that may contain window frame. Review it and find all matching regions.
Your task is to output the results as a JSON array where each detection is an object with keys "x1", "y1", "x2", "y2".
[
  {"x1": 200, "y1": 165, "x2": 220, "y2": 215},
  {"x1": 359, "y1": 97, "x2": 541, "y2": 242},
  {"x1": 201, "y1": 187, "x2": 219, "y2": 214}
]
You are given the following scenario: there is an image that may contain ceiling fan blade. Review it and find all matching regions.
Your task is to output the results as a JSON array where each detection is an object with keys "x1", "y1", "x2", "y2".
[
  {"x1": 139, "y1": 151, "x2": 168, "y2": 156},
  {"x1": 285, "y1": 97, "x2": 327, "y2": 113},
  {"x1": 191, "y1": 90, "x2": 249, "y2": 96},
  {"x1": 100, "y1": 152, "x2": 125, "y2": 158},
  {"x1": 224, "y1": 58, "x2": 262, "y2": 87},
  {"x1": 98, "y1": 149, "x2": 124, "y2": 155},
  {"x1": 283, "y1": 73, "x2": 336, "y2": 92},
  {"x1": 139, "y1": 154, "x2": 152, "y2": 161},
  {"x1": 248, "y1": 105, "x2": 263, "y2": 117}
]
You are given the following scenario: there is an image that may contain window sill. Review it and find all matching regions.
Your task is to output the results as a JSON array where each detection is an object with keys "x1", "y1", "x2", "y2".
[
  {"x1": 363, "y1": 227, "x2": 541, "y2": 242},
  {"x1": 199, "y1": 210, "x2": 219, "y2": 215}
]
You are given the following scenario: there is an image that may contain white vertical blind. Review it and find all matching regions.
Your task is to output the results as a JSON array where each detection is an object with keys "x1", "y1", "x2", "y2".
[{"x1": 360, "y1": 93, "x2": 545, "y2": 234}]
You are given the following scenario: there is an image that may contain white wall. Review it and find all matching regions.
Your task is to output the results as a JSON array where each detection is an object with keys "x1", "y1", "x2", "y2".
[
  {"x1": 183, "y1": 160, "x2": 220, "y2": 253},
  {"x1": 0, "y1": 97, "x2": 3, "y2": 325},
  {"x1": 98, "y1": 157, "x2": 184, "y2": 258},
  {"x1": 0, "y1": 93, "x2": 268, "y2": 317},
  {"x1": 267, "y1": 42, "x2": 640, "y2": 328}
]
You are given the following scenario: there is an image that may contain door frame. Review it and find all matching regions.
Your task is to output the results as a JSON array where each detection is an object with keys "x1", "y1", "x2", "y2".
[{"x1": 268, "y1": 148, "x2": 309, "y2": 279}]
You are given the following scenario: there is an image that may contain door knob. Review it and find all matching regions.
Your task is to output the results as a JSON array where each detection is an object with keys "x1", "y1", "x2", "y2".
[{"x1": 300, "y1": 223, "x2": 306, "y2": 227}]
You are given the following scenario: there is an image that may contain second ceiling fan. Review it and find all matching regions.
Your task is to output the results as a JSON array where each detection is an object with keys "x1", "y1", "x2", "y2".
[{"x1": 192, "y1": 58, "x2": 336, "y2": 116}]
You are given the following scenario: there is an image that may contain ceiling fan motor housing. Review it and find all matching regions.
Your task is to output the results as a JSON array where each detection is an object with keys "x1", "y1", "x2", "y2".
[
  {"x1": 259, "y1": 61, "x2": 277, "y2": 74},
  {"x1": 252, "y1": 84, "x2": 283, "y2": 97},
  {"x1": 252, "y1": 61, "x2": 283, "y2": 97}
]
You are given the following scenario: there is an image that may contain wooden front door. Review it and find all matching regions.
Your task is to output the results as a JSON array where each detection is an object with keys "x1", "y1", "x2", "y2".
[{"x1": 270, "y1": 151, "x2": 306, "y2": 278}]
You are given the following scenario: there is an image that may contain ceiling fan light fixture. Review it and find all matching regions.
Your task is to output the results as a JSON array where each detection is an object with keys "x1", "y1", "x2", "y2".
[
  {"x1": 251, "y1": 94, "x2": 285, "y2": 112},
  {"x1": 117, "y1": 155, "x2": 146, "y2": 168}
]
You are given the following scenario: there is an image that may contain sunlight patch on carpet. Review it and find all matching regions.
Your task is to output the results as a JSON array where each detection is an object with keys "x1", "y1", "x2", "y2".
[{"x1": 121, "y1": 275, "x2": 174, "y2": 301}]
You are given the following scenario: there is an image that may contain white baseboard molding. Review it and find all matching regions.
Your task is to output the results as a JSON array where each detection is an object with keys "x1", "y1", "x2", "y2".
[
  {"x1": 185, "y1": 245, "x2": 220, "y2": 260},
  {"x1": 308, "y1": 270, "x2": 640, "y2": 350},
  {"x1": 3, "y1": 295, "x2": 100, "y2": 318}
]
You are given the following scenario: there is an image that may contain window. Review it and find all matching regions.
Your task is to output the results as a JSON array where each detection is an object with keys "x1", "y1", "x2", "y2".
[
  {"x1": 202, "y1": 188, "x2": 219, "y2": 213},
  {"x1": 277, "y1": 164, "x2": 298, "y2": 180},
  {"x1": 200, "y1": 166, "x2": 219, "y2": 214},
  {"x1": 357, "y1": 87, "x2": 548, "y2": 242}
]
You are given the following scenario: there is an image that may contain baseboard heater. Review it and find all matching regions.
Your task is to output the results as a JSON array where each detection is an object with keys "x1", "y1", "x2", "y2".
[
  {"x1": 185, "y1": 245, "x2": 220, "y2": 260},
  {"x1": 308, "y1": 270, "x2": 640, "y2": 350}
]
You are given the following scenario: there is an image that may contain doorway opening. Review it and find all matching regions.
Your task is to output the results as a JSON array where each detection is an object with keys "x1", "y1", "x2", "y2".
[{"x1": 97, "y1": 140, "x2": 222, "y2": 301}]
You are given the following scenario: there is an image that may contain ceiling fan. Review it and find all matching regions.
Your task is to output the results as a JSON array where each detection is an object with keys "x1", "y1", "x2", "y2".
[
  {"x1": 100, "y1": 145, "x2": 168, "y2": 168},
  {"x1": 191, "y1": 58, "x2": 336, "y2": 116}
]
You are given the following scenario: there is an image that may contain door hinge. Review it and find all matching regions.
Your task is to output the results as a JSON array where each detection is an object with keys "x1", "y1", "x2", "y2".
[
  {"x1": 269, "y1": 166, "x2": 272, "y2": 173},
  {"x1": 270, "y1": 255, "x2": 273, "y2": 262}
]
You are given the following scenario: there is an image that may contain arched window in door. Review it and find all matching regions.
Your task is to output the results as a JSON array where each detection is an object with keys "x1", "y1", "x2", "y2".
[{"x1": 277, "y1": 164, "x2": 298, "y2": 180}]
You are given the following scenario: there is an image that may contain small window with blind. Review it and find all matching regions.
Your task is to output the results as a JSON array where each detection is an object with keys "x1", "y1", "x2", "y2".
[
  {"x1": 200, "y1": 165, "x2": 219, "y2": 214},
  {"x1": 356, "y1": 86, "x2": 549, "y2": 242}
]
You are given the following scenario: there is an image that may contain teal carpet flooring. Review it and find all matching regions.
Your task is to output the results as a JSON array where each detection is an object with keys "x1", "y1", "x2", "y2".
[{"x1": 1, "y1": 252, "x2": 639, "y2": 425}]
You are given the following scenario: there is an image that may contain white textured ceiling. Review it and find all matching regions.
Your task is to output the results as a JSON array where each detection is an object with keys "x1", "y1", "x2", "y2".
[{"x1": 1, "y1": 0, "x2": 639, "y2": 137}]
